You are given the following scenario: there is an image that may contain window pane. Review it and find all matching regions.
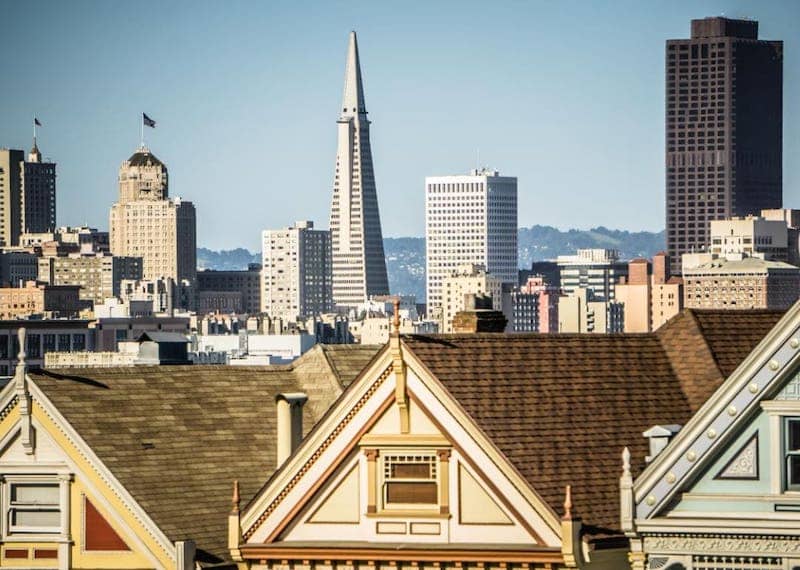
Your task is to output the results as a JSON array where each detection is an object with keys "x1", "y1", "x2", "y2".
[
  {"x1": 11, "y1": 509, "x2": 60, "y2": 528},
  {"x1": 391, "y1": 463, "x2": 431, "y2": 479},
  {"x1": 790, "y1": 456, "x2": 800, "y2": 487},
  {"x1": 789, "y1": 419, "x2": 800, "y2": 451},
  {"x1": 386, "y1": 482, "x2": 437, "y2": 504},
  {"x1": 11, "y1": 484, "x2": 59, "y2": 505}
]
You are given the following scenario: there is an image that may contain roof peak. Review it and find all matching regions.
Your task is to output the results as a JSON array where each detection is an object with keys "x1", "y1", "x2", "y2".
[{"x1": 340, "y1": 30, "x2": 367, "y2": 118}]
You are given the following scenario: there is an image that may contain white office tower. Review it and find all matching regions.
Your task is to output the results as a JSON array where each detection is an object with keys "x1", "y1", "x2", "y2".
[
  {"x1": 261, "y1": 221, "x2": 333, "y2": 323},
  {"x1": 329, "y1": 31, "x2": 390, "y2": 310},
  {"x1": 425, "y1": 169, "x2": 518, "y2": 320}
]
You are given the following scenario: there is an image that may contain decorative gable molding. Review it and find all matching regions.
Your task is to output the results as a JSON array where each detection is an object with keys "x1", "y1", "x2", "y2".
[{"x1": 631, "y1": 302, "x2": 800, "y2": 521}]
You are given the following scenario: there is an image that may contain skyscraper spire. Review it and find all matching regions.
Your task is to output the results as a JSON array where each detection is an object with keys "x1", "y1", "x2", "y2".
[
  {"x1": 340, "y1": 31, "x2": 367, "y2": 117},
  {"x1": 329, "y1": 31, "x2": 390, "y2": 310}
]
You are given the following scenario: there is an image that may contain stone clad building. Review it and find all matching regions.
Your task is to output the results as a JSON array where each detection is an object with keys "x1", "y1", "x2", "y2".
[
  {"x1": 683, "y1": 256, "x2": 800, "y2": 309},
  {"x1": 109, "y1": 148, "x2": 196, "y2": 287}
]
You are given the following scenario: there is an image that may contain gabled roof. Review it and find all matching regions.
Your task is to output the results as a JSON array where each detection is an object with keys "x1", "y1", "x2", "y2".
[
  {"x1": 317, "y1": 344, "x2": 384, "y2": 387},
  {"x1": 27, "y1": 344, "x2": 381, "y2": 563},
  {"x1": 690, "y1": 309, "x2": 783, "y2": 377},
  {"x1": 400, "y1": 308, "x2": 783, "y2": 535}
]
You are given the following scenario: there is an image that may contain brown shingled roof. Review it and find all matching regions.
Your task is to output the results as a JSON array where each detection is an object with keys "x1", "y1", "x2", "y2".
[
  {"x1": 401, "y1": 308, "x2": 783, "y2": 536},
  {"x1": 28, "y1": 344, "x2": 381, "y2": 563}
]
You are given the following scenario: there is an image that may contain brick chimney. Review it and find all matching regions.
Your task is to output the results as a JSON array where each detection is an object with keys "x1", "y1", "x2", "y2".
[{"x1": 451, "y1": 294, "x2": 508, "y2": 333}]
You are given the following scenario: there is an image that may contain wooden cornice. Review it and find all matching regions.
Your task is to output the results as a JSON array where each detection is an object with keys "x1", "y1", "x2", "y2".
[{"x1": 239, "y1": 545, "x2": 564, "y2": 564}]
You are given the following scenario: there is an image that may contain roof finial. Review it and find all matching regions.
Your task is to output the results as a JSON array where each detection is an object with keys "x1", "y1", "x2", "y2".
[
  {"x1": 562, "y1": 484, "x2": 573, "y2": 520},
  {"x1": 231, "y1": 480, "x2": 240, "y2": 514},
  {"x1": 16, "y1": 327, "x2": 26, "y2": 366},
  {"x1": 622, "y1": 446, "x2": 631, "y2": 477},
  {"x1": 392, "y1": 297, "x2": 401, "y2": 335}
]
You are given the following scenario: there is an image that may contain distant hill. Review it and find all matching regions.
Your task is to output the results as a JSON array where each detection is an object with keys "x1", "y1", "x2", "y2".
[
  {"x1": 517, "y1": 225, "x2": 665, "y2": 267},
  {"x1": 198, "y1": 225, "x2": 665, "y2": 301},
  {"x1": 197, "y1": 247, "x2": 259, "y2": 271}
]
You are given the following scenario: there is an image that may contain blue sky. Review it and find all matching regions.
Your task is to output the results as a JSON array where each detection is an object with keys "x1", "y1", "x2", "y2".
[{"x1": 1, "y1": 1, "x2": 798, "y2": 250}]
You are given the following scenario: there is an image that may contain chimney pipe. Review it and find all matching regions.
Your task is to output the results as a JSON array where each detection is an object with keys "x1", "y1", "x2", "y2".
[{"x1": 276, "y1": 393, "x2": 308, "y2": 466}]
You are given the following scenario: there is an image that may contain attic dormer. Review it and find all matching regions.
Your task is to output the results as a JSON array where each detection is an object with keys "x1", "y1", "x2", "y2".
[{"x1": 643, "y1": 424, "x2": 682, "y2": 463}]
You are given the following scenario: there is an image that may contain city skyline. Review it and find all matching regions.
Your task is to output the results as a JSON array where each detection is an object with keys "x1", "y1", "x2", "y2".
[{"x1": 1, "y1": 1, "x2": 799, "y2": 251}]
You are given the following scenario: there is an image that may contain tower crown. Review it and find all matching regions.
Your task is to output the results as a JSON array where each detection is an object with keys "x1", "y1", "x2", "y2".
[
  {"x1": 118, "y1": 146, "x2": 168, "y2": 203},
  {"x1": 340, "y1": 31, "x2": 367, "y2": 118}
]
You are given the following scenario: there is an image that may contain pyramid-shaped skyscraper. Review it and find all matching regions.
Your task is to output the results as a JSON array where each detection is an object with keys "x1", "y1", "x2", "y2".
[{"x1": 329, "y1": 31, "x2": 389, "y2": 309}]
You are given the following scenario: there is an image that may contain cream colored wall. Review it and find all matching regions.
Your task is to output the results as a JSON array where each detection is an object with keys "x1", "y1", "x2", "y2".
[
  {"x1": 110, "y1": 201, "x2": 180, "y2": 282},
  {"x1": 651, "y1": 282, "x2": 681, "y2": 330},
  {"x1": 616, "y1": 283, "x2": 650, "y2": 333}
]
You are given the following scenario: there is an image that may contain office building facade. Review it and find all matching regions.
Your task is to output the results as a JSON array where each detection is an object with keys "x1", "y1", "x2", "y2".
[
  {"x1": 262, "y1": 221, "x2": 333, "y2": 322},
  {"x1": 557, "y1": 249, "x2": 627, "y2": 302},
  {"x1": 666, "y1": 17, "x2": 783, "y2": 274},
  {"x1": 425, "y1": 169, "x2": 518, "y2": 320}
]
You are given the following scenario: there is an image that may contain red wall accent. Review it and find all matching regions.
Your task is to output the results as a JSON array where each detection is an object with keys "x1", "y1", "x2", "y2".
[{"x1": 84, "y1": 497, "x2": 130, "y2": 551}]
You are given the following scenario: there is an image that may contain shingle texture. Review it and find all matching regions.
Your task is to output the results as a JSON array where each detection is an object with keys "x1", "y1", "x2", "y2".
[
  {"x1": 28, "y1": 344, "x2": 381, "y2": 563},
  {"x1": 402, "y1": 308, "x2": 784, "y2": 536}
]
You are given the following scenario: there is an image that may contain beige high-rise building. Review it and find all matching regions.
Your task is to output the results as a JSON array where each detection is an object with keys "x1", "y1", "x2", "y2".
[
  {"x1": 109, "y1": 147, "x2": 196, "y2": 290},
  {"x1": 709, "y1": 216, "x2": 789, "y2": 261}
]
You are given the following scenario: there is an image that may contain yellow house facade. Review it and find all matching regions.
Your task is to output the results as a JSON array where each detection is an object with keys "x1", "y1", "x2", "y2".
[{"x1": 0, "y1": 337, "x2": 380, "y2": 570}]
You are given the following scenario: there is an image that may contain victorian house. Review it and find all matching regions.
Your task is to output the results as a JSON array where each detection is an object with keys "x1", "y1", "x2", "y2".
[
  {"x1": 625, "y1": 303, "x2": 800, "y2": 569},
  {"x1": 231, "y1": 309, "x2": 782, "y2": 570}
]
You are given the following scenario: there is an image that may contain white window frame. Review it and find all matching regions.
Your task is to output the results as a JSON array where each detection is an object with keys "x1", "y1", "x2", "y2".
[
  {"x1": 0, "y1": 466, "x2": 71, "y2": 542},
  {"x1": 762, "y1": 401, "x2": 800, "y2": 495}
]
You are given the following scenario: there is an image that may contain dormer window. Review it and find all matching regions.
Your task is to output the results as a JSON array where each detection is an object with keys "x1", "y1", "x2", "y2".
[{"x1": 382, "y1": 453, "x2": 438, "y2": 508}]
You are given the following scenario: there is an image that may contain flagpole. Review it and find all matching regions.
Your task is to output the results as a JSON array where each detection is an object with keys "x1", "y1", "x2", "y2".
[{"x1": 140, "y1": 113, "x2": 144, "y2": 148}]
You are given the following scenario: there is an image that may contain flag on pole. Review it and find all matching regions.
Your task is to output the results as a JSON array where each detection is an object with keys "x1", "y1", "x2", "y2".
[
  {"x1": 34, "y1": 118, "x2": 42, "y2": 127},
  {"x1": 142, "y1": 113, "x2": 156, "y2": 128}
]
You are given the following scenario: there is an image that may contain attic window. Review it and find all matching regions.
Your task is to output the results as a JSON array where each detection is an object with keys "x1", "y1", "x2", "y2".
[
  {"x1": 7, "y1": 482, "x2": 61, "y2": 535},
  {"x1": 382, "y1": 454, "x2": 438, "y2": 507}
]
